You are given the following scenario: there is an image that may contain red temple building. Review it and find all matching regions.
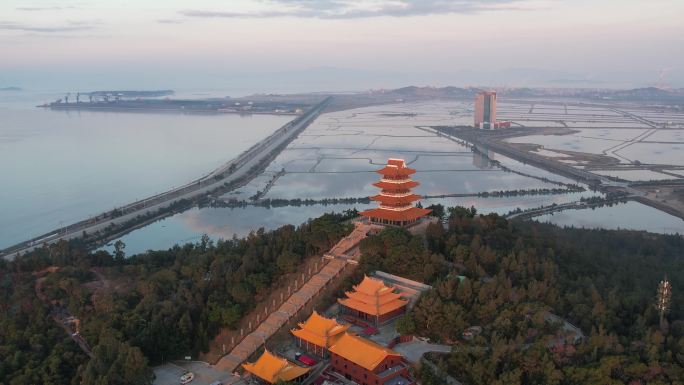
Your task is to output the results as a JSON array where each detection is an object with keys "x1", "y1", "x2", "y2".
[
  {"x1": 360, "y1": 158, "x2": 431, "y2": 227},
  {"x1": 329, "y1": 333, "x2": 414, "y2": 385}
]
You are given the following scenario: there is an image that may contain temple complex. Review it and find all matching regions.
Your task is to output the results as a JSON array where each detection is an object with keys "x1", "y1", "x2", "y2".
[
  {"x1": 361, "y1": 158, "x2": 431, "y2": 227},
  {"x1": 242, "y1": 350, "x2": 310, "y2": 384},
  {"x1": 291, "y1": 311, "x2": 350, "y2": 357},
  {"x1": 338, "y1": 275, "x2": 408, "y2": 325}
]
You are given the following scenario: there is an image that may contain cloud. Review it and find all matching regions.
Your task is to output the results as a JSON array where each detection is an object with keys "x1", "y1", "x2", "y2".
[
  {"x1": 156, "y1": 19, "x2": 184, "y2": 24},
  {"x1": 0, "y1": 20, "x2": 95, "y2": 33},
  {"x1": 16, "y1": 6, "x2": 78, "y2": 11},
  {"x1": 180, "y1": 9, "x2": 290, "y2": 18},
  {"x1": 181, "y1": 0, "x2": 538, "y2": 19}
]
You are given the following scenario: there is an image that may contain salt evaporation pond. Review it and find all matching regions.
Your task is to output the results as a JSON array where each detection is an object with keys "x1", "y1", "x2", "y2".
[
  {"x1": 104, "y1": 101, "x2": 607, "y2": 255},
  {"x1": 98, "y1": 101, "x2": 684, "y2": 255}
]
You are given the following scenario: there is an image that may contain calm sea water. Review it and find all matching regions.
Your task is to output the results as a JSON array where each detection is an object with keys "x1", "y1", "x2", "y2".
[{"x1": 0, "y1": 90, "x2": 291, "y2": 248}]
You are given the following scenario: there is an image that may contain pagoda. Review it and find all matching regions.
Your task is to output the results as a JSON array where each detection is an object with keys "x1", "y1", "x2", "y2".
[
  {"x1": 338, "y1": 275, "x2": 408, "y2": 325},
  {"x1": 360, "y1": 158, "x2": 431, "y2": 227}
]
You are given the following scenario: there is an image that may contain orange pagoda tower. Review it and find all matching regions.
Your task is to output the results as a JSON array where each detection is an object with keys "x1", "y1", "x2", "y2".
[{"x1": 360, "y1": 158, "x2": 431, "y2": 227}]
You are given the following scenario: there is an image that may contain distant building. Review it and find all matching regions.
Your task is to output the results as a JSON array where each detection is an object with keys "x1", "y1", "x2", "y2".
[
  {"x1": 360, "y1": 158, "x2": 431, "y2": 227},
  {"x1": 474, "y1": 91, "x2": 497, "y2": 128},
  {"x1": 329, "y1": 333, "x2": 414, "y2": 385},
  {"x1": 291, "y1": 311, "x2": 350, "y2": 357},
  {"x1": 338, "y1": 275, "x2": 408, "y2": 326},
  {"x1": 242, "y1": 350, "x2": 310, "y2": 384}
]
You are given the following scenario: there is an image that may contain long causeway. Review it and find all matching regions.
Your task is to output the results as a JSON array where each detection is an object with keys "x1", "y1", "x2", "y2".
[
  {"x1": 214, "y1": 222, "x2": 372, "y2": 372},
  {"x1": 1, "y1": 97, "x2": 332, "y2": 260}
]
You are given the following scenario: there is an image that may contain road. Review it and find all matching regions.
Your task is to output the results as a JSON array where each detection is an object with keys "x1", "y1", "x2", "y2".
[
  {"x1": 393, "y1": 341, "x2": 452, "y2": 363},
  {"x1": 1, "y1": 97, "x2": 331, "y2": 260},
  {"x1": 426, "y1": 126, "x2": 655, "y2": 196},
  {"x1": 153, "y1": 361, "x2": 243, "y2": 385},
  {"x1": 434, "y1": 126, "x2": 605, "y2": 185},
  {"x1": 393, "y1": 341, "x2": 461, "y2": 385},
  {"x1": 505, "y1": 200, "x2": 623, "y2": 220}
]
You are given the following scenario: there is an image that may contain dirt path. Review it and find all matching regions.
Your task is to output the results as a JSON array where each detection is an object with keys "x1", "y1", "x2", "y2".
[{"x1": 33, "y1": 266, "x2": 94, "y2": 357}]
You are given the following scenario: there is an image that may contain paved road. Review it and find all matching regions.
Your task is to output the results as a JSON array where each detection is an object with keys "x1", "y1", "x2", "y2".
[
  {"x1": 153, "y1": 361, "x2": 244, "y2": 385},
  {"x1": 2, "y1": 97, "x2": 331, "y2": 260},
  {"x1": 393, "y1": 341, "x2": 461, "y2": 385},
  {"x1": 392, "y1": 341, "x2": 451, "y2": 363}
]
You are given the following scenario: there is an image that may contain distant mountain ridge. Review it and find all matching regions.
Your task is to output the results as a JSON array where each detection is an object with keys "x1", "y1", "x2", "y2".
[
  {"x1": 385, "y1": 85, "x2": 684, "y2": 103},
  {"x1": 88, "y1": 90, "x2": 174, "y2": 97},
  {"x1": 391, "y1": 86, "x2": 476, "y2": 98}
]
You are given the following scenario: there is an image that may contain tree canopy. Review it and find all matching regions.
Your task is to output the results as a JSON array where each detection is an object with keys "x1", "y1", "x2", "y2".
[
  {"x1": 355, "y1": 207, "x2": 684, "y2": 384},
  {"x1": 0, "y1": 212, "x2": 353, "y2": 385}
]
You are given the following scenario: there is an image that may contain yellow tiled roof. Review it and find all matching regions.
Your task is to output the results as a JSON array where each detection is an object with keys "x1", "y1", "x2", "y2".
[
  {"x1": 355, "y1": 276, "x2": 394, "y2": 295},
  {"x1": 291, "y1": 311, "x2": 350, "y2": 348},
  {"x1": 345, "y1": 289, "x2": 403, "y2": 306},
  {"x1": 338, "y1": 297, "x2": 407, "y2": 316},
  {"x1": 242, "y1": 350, "x2": 310, "y2": 383},
  {"x1": 338, "y1": 276, "x2": 408, "y2": 316},
  {"x1": 328, "y1": 333, "x2": 401, "y2": 371}
]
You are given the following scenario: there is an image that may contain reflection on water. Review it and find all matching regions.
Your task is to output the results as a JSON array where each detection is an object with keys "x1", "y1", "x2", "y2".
[
  {"x1": 534, "y1": 201, "x2": 684, "y2": 234},
  {"x1": 104, "y1": 190, "x2": 604, "y2": 256},
  {"x1": 101, "y1": 203, "x2": 372, "y2": 255},
  {"x1": 472, "y1": 151, "x2": 494, "y2": 170}
]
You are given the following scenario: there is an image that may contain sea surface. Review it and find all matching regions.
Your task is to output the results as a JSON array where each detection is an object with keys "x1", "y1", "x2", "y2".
[{"x1": 0, "y1": 89, "x2": 291, "y2": 248}]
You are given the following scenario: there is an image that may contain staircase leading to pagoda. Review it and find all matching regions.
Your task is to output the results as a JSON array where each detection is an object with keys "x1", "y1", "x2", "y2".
[{"x1": 214, "y1": 222, "x2": 373, "y2": 372}]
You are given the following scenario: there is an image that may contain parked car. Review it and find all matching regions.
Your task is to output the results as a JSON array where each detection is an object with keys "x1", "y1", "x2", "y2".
[
  {"x1": 295, "y1": 352, "x2": 317, "y2": 366},
  {"x1": 180, "y1": 371, "x2": 194, "y2": 384}
]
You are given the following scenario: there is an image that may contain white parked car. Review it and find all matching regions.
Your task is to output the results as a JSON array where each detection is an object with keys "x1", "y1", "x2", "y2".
[{"x1": 180, "y1": 371, "x2": 194, "y2": 384}]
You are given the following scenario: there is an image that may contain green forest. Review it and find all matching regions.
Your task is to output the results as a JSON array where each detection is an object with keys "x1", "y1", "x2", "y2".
[
  {"x1": 0, "y1": 212, "x2": 352, "y2": 385},
  {"x1": 1, "y1": 206, "x2": 683, "y2": 384},
  {"x1": 356, "y1": 205, "x2": 684, "y2": 384}
]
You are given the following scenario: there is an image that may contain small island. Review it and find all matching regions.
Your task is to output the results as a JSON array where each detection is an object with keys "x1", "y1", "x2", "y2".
[
  {"x1": 38, "y1": 89, "x2": 311, "y2": 115},
  {"x1": 88, "y1": 90, "x2": 174, "y2": 98}
]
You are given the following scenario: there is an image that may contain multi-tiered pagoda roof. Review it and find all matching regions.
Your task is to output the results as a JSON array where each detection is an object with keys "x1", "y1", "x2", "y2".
[
  {"x1": 291, "y1": 311, "x2": 349, "y2": 352},
  {"x1": 338, "y1": 275, "x2": 408, "y2": 325},
  {"x1": 361, "y1": 158, "x2": 431, "y2": 226}
]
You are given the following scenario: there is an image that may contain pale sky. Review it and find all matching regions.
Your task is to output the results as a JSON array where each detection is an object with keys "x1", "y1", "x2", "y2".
[{"x1": 1, "y1": 0, "x2": 683, "y2": 92}]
